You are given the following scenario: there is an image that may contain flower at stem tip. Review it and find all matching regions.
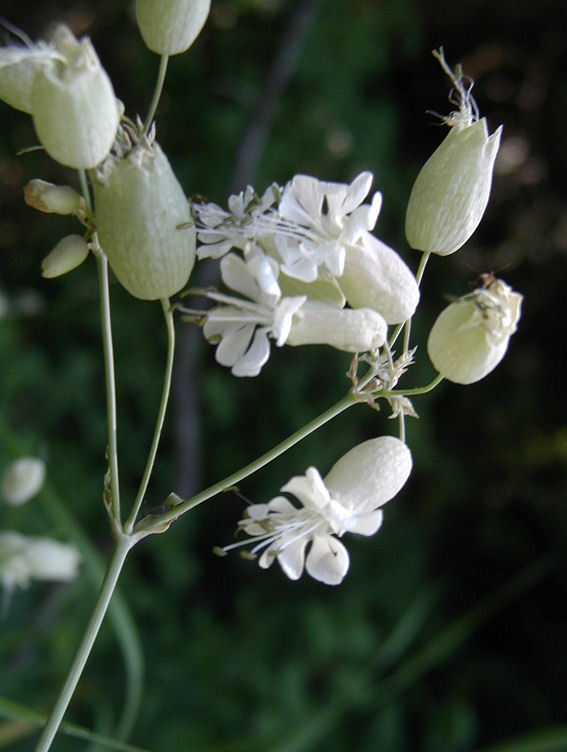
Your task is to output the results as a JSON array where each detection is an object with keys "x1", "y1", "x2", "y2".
[{"x1": 217, "y1": 436, "x2": 412, "y2": 585}]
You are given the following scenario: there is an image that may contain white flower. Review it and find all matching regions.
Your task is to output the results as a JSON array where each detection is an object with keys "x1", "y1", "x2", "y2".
[
  {"x1": 203, "y1": 253, "x2": 305, "y2": 376},
  {"x1": 194, "y1": 173, "x2": 381, "y2": 283},
  {"x1": 219, "y1": 436, "x2": 412, "y2": 584},
  {"x1": 0, "y1": 531, "x2": 81, "y2": 593},
  {"x1": 405, "y1": 49, "x2": 502, "y2": 257},
  {"x1": 427, "y1": 275, "x2": 522, "y2": 384},
  {"x1": 1, "y1": 458, "x2": 46, "y2": 506},
  {"x1": 136, "y1": 0, "x2": 211, "y2": 56},
  {"x1": 275, "y1": 172, "x2": 382, "y2": 281}
]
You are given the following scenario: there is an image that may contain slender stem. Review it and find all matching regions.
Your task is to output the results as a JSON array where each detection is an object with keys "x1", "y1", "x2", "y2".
[
  {"x1": 381, "y1": 373, "x2": 444, "y2": 398},
  {"x1": 93, "y1": 237, "x2": 121, "y2": 526},
  {"x1": 124, "y1": 300, "x2": 175, "y2": 534},
  {"x1": 33, "y1": 535, "x2": 133, "y2": 752},
  {"x1": 142, "y1": 54, "x2": 169, "y2": 139},
  {"x1": 77, "y1": 169, "x2": 93, "y2": 220},
  {"x1": 402, "y1": 251, "x2": 430, "y2": 353},
  {"x1": 137, "y1": 392, "x2": 359, "y2": 533}
]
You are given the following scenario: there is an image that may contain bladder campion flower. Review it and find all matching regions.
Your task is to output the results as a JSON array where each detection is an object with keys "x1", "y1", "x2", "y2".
[
  {"x1": 1, "y1": 457, "x2": 46, "y2": 506},
  {"x1": 218, "y1": 437, "x2": 412, "y2": 584}
]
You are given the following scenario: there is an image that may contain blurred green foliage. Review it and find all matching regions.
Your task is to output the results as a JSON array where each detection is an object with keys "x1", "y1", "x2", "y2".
[{"x1": 1, "y1": 0, "x2": 567, "y2": 750}]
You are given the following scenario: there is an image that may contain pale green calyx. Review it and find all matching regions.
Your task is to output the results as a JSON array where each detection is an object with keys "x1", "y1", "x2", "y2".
[
  {"x1": 136, "y1": 0, "x2": 211, "y2": 55},
  {"x1": 93, "y1": 139, "x2": 196, "y2": 300},
  {"x1": 287, "y1": 300, "x2": 387, "y2": 353},
  {"x1": 31, "y1": 25, "x2": 120, "y2": 169},
  {"x1": 427, "y1": 275, "x2": 522, "y2": 384},
  {"x1": 0, "y1": 41, "x2": 58, "y2": 113},
  {"x1": 24, "y1": 179, "x2": 84, "y2": 216},
  {"x1": 405, "y1": 49, "x2": 502, "y2": 256},
  {"x1": 42, "y1": 235, "x2": 90, "y2": 278}
]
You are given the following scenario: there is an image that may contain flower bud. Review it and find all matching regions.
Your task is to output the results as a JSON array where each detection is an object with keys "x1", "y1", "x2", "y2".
[
  {"x1": 427, "y1": 276, "x2": 522, "y2": 384},
  {"x1": 1, "y1": 457, "x2": 46, "y2": 506},
  {"x1": 31, "y1": 25, "x2": 120, "y2": 169},
  {"x1": 42, "y1": 235, "x2": 89, "y2": 278},
  {"x1": 93, "y1": 142, "x2": 196, "y2": 300},
  {"x1": 0, "y1": 43, "x2": 57, "y2": 113},
  {"x1": 24, "y1": 179, "x2": 83, "y2": 215},
  {"x1": 405, "y1": 119, "x2": 502, "y2": 256},
  {"x1": 338, "y1": 235, "x2": 420, "y2": 324},
  {"x1": 136, "y1": 0, "x2": 211, "y2": 55},
  {"x1": 286, "y1": 300, "x2": 387, "y2": 352}
]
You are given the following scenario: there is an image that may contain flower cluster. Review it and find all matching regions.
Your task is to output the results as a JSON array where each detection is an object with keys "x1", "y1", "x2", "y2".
[
  {"x1": 219, "y1": 437, "x2": 412, "y2": 584},
  {"x1": 192, "y1": 172, "x2": 420, "y2": 376}
]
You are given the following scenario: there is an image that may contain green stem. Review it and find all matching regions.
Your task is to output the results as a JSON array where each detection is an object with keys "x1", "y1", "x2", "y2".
[
  {"x1": 78, "y1": 169, "x2": 93, "y2": 220},
  {"x1": 137, "y1": 392, "x2": 359, "y2": 533},
  {"x1": 402, "y1": 251, "x2": 430, "y2": 353},
  {"x1": 93, "y1": 238, "x2": 121, "y2": 526},
  {"x1": 380, "y1": 373, "x2": 444, "y2": 399},
  {"x1": 33, "y1": 536, "x2": 134, "y2": 752},
  {"x1": 142, "y1": 54, "x2": 169, "y2": 139},
  {"x1": 124, "y1": 299, "x2": 175, "y2": 534}
]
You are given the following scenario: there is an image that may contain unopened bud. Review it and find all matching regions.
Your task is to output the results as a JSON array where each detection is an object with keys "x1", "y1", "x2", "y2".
[
  {"x1": 24, "y1": 179, "x2": 83, "y2": 215},
  {"x1": 31, "y1": 25, "x2": 120, "y2": 169},
  {"x1": 93, "y1": 142, "x2": 196, "y2": 300},
  {"x1": 287, "y1": 300, "x2": 387, "y2": 352},
  {"x1": 427, "y1": 276, "x2": 522, "y2": 384},
  {"x1": 136, "y1": 0, "x2": 211, "y2": 55},
  {"x1": 405, "y1": 50, "x2": 502, "y2": 256},
  {"x1": 42, "y1": 235, "x2": 89, "y2": 278},
  {"x1": 1, "y1": 457, "x2": 46, "y2": 506}
]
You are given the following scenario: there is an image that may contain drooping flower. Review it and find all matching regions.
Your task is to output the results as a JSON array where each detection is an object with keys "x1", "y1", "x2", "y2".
[
  {"x1": 0, "y1": 532, "x2": 81, "y2": 594},
  {"x1": 427, "y1": 275, "x2": 522, "y2": 384},
  {"x1": 219, "y1": 436, "x2": 412, "y2": 584},
  {"x1": 0, "y1": 38, "x2": 59, "y2": 113},
  {"x1": 136, "y1": 0, "x2": 211, "y2": 56},
  {"x1": 1, "y1": 457, "x2": 46, "y2": 506},
  {"x1": 31, "y1": 25, "x2": 120, "y2": 169},
  {"x1": 405, "y1": 49, "x2": 502, "y2": 257}
]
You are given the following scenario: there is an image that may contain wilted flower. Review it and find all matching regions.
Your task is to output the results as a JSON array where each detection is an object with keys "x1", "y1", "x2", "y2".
[
  {"x1": 219, "y1": 436, "x2": 412, "y2": 584},
  {"x1": 24, "y1": 179, "x2": 84, "y2": 216},
  {"x1": 93, "y1": 137, "x2": 195, "y2": 300},
  {"x1": 1, "y1": 457, "x2": 46, "y2": 506},
  {"x1": 31, "y1": 25, "x2": 120, "y2": 169},
  {"x1": 427, "y1": 275, "x2": 522, "y2": 384},
  {"x1": 405, "y1": 49, "x2": 502, "y2": 256},
  {"x1": 136, "y1": 0, "x2": 211, "y2": 55},
  {"x1": 0, "y1": 532, "x2": 81, "y2": 595}
]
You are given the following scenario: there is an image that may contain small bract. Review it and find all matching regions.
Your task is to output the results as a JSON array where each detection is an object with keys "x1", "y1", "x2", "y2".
[
  {"x1": 136, "y1": 0, "x2": 211, "y2": 55},
  {"x1": 93, "y1": 140, "x2": 196, "y2": 300}
]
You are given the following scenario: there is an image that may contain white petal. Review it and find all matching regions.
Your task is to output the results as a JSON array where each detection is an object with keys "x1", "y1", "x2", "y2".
[
  {"x1": 324, "y1": 436, "x2": 412, "y2": 512},
  {"x1": 272, "y1": 296, "x2": 307, "y2": 346},
  {"x1": 220, "y1": 253, "x2": 260, "y2": 301},
  {"x1": 215, "y1": 324, "x2": 254, "y2": 366},
  {"x1": 348, "y1": 509, "x2": 384, "y2": 536},
  {"x1": 232, "y1": 328, "x2": 271, "y2": 377},
  {"x1": 277, "y1": 536, "x2": 308, "y2": 580},
  {"x1": 340, "y1": 171, "x2": 373, "y2": 214},
  {"x1": 281, "y1": 466, "x2": 330, "y2": 511},
  {"x1": 305, "y1": 535, "x2": 349, "y2": 585},
  {"x1": 279, "y1": 175, "x2": 324, "y2": 226}
]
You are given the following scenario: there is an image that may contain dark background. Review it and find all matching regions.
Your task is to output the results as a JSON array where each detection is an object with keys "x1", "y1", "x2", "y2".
[{"x1": 1, "y1": 1, "x2": 567, "y2": 750}]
